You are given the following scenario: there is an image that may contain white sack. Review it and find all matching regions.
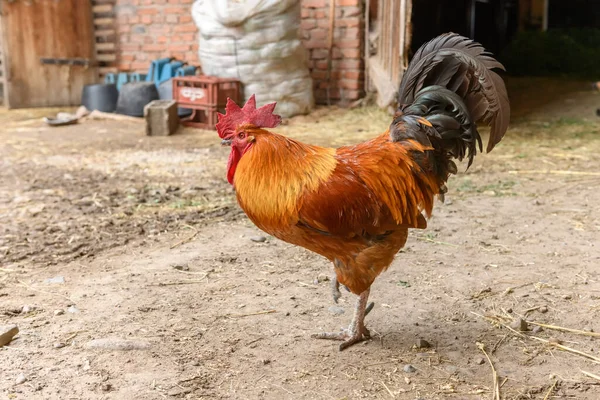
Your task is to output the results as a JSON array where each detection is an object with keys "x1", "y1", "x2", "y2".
[{"x1": 192, "y1": 0, "x2": 314, "y2": 118}]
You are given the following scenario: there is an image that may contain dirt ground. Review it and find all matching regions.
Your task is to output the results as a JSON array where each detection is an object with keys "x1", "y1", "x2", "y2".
[{"x1": 1, "y1": 78, "x2": 600, "y2": 400}]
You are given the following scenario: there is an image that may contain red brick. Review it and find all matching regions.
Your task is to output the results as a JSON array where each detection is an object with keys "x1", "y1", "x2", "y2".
[
  {"x1": 119, "y1": 44, "x2": 141, "y2": 52},
  {"x1": 301, "y1": 8, "x2": 312, "y2": 18},
  {"x1": 180, "y1": 15, "x2": 193, "y2": 23},
  {"x1": 336, "y1": 0, "x2": 359, "y2": 5},
  {"x1": 312, "y1": 49, "x2": 329, "y2": 59},
  {"x1": 168, "y1": 44, "x2": 191, "y2": 52},
  {"x1": 334, "y1": 18, "x2": 357, "y2": 28},
  {"x1": 138, "y1": 8, "x2": 158, "y2": 14},
  {"x1": 343, "y1": 70, "x2": 363, "y2": 79},
  {"x1": 303, "y1": 0, "x2": 326, "y2": 8},
  {"x1": 174, "y1": 24, "x2": 197, "y2": 33},
  {"x1": 333, "y1": 59, "x2": 361, "y2": 69},
  {"x1": 141, "y1": 15, "x2": 153, "y2": 24},
  {"x1": 164, "y1": 7, "x2": 185, "y2": 14},
  {"x1": 315, "y1": 60, "x2": 328, "y2": 69},
  {"x1": 310, "y1": 28, "x2": 327, "y2": 40},
  {"x1": 142, "y1": 44, "x2": 167, "y2": 52},
  {"x1": 340, "y1": 48, "x2": 361, "y2": 58},
  {"x1": 336, "y1": 39, "x2": 361, "y2": 48},
  {"x1": 301, "y1": 19, "x2": 317, "y2": 30},
  {"x1": 304, "y1": 40, "x2": 328, "y2": 49},
  {"x1": 345, "y1": 28, "x2": 360, "y2": 39},
  {"x1": 314, "y1": 10, "x2": 326, "y2": 18},
  {"x1": 131, "y1": 61, "x2": 150, "y2": 70},
  {"x1": 180, "y1": 33, "x2": 196, "y2": 41},
  {"x1": 166, "y1": 14, "x2": 179, "y2": 23},
  {"x1": 339, "y1": 79, "x2": 361, "y2": 90},
  {"x1": 119, "y1": 54, "x2": 135, "y2": 62}
]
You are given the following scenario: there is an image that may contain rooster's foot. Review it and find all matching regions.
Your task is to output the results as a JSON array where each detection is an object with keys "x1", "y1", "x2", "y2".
[
  {"x1": 313, "y1": 288, "x2": 373, "y2": 351},
  {"x1": 311, "y1": 324, "x2": 371, "y2": 350}
]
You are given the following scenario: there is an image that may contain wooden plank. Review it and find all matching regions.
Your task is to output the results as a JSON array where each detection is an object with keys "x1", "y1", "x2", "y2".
[
  {"x1": 94, "y1": 18, "x2": 115, "y2": 26},
  {"x1": 95, "y1": 42, "x2": 115, "y2": 51},
  {"x1": 95, "y1": 29, "x2": 116, "y2": 37},
  {"x1": 96, "y1": 54, "x2": 117, "y2": 62},
  {"x1": 92, "y1": 4, "x2": 113, "y2": 13}
]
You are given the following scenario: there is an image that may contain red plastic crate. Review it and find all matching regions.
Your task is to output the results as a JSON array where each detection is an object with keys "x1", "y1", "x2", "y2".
[{"x1": 172, "y1": 76, "x2": 241, "y2": 129}]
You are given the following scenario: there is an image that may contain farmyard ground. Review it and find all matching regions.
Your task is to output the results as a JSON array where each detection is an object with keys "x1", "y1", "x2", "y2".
[{"x1": 1, "y1": 78, "x2": 600, "y2": 399}]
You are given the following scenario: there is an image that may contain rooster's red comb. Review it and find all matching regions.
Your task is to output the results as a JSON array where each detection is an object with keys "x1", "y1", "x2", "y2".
[{"x1": 216, "y1": 95, "x2": 281, "y2": 138}]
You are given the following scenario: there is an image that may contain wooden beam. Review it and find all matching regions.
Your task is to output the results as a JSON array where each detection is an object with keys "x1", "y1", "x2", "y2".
[
  {"x1": 92, "y1": 4, "x2": 113, "y2": 13},
  {"x1": 95, "y1": 29, "x2": 115, "y2": 37},
  {"x1": 95, "y1": 42, "x2": 115, "y2": 51}
]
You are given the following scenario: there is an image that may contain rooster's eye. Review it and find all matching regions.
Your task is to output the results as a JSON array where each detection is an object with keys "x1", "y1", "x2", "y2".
[{"x1": 238, "y1": 132, "x2": 246, "y2": 139}]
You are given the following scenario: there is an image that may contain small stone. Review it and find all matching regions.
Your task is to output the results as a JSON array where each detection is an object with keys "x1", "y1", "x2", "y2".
[
  {"x1": 21, "y1": 305, "x2": 37, "y2": 314},
  {"x1": 510, "y1": 318, "x2": 529, "y2": 332},
  {"x1": 328, "y1": 306, "x2": 345, "y2": 315},
  {"x1": 416, "y1": 338, "x2": 432, "y2": 349},
  {"x1": 262, "y1": 359, "x2": 271, "y2": 365},
  {"x1": 532, "y1": 326, "x2": 543, "y2": 334},
  {"x1": 583, "y1": 327, "x2": 594, "y2": 333},
  {"x1": 0, "y1": 325, "x2": 19, "y2": 347},
  {"x1": 474, "y1": 356, "x2": 485, "y2": 365},
  {"x1": 172, "y1": 264, "x2": 189, "y2": 271},
  {"x1": 285, "y1": 312, "x2": 291, "y2": 316},
  {"x1": 562, "y1": 294, "x2": 572, "y2": 300},
  {"x1": 250, "y1": 236, "x2": 267, "y2": 243},
  {"x1": 44, "y1": 276, "x2": 65, "y2": 284},
  {"x1": 403, "y1": 364, "x2": 416, "y2": 373},
  {"x1": 15, "y1": 373, "x2": 27, "y2": 385},
  {"x1": 54, "y1": 342, "x2": 66, "y2": 349},
  {"x1": 316, "y1": 274, "x2": 330, "y2": 283},
  {"x1": 54, "y1": 310, "x2": 65, "y2": 316},
  {"x1": 67, "y1": 306, "x2": 79, "y2": 313},
  {"x1": 506, "y1": 308, "x2": 513, "y2": 314},
  {"x1": 539, "y1": 306, "x2": 548, "y2": 313},
  {"x1": 102, "y1": 383, "x2": 113, "y2": 392},
  {"x1": 85, "y1": 338, "x2": 151, "y2": 351}
]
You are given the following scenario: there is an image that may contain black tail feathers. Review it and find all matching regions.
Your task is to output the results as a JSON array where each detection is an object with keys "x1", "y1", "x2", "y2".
[{"x1": 390, "y1": 33, "x2": 510, "y2": 194}]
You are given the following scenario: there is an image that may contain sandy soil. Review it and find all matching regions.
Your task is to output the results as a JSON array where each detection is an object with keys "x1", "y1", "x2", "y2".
[{"x1": 1, "y1": 78, "x2": 600, "y2": 399}]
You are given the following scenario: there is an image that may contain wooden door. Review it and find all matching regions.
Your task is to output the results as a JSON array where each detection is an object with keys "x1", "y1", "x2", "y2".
[
  {"x1": 367, "y1": 0, "x2": 412, "y2": 109},
  {"x1": 1, "y1": 0, "x2": 97, "y2": 108}
]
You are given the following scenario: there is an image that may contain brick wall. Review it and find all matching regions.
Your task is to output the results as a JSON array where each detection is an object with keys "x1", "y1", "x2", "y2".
[
  {"x1": 301, "y1": 0, "x2": 365, "y2": 104},
  {"x1": 113, "y1": 0, "x2": 364, "y2": 105},
  {"x1": 114, "y1": 0, "x2": 199, "y2": 72}
]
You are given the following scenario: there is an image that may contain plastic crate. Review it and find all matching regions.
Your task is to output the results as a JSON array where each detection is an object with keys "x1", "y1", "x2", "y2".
[
  {"x1": 173, "y1": 76, "x2": 241, "y2": 107},
  {"x1": 172, "y1": 76, "x2": 241, "y2": 129}
]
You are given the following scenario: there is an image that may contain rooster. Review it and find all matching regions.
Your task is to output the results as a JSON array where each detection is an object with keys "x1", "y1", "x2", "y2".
[{"x1": 217, "y1": 33, "x2": 510, "y2": 351}]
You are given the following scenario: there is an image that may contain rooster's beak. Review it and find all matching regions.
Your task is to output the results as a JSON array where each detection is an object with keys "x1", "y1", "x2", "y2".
[{"x1": 221, "y1": 139, "x2": 232, "y2": 146}]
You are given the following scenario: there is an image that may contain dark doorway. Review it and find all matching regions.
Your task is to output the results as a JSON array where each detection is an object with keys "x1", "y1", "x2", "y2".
[
  {"x1": 548, "y1": 0, "x2": 600, "y2": 29},
  {"x1": 411, "y1": 0, "x2": 519, "y2": 56}
]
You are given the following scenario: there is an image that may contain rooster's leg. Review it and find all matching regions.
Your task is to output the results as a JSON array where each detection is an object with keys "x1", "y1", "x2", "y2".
[
  {"x1": 330, "y1": 276, "x2": 374, "y2": 315},
  {"x1": 312, "y1": 288, "x2": 371, "y2": 351}
]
